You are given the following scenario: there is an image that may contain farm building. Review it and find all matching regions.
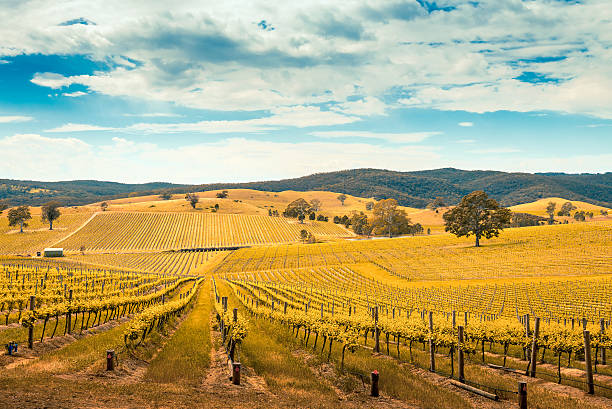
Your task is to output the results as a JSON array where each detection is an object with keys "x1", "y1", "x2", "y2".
[{"x1": 43, "y1": 248, "x2": 64, "y2": 257}]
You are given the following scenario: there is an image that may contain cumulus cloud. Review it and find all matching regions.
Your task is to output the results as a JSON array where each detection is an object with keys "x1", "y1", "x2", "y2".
[
  {"x1": 6, "y1": 0, "x2": 607, "y2": 118},
  {"x1": 458, "y1": 122, "x2": 473, "y2": 127}
]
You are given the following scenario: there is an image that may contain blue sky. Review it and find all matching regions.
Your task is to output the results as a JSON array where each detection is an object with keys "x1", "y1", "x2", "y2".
[{"x1": 0, "y1": 0, "x2": 610, "y2": 183}]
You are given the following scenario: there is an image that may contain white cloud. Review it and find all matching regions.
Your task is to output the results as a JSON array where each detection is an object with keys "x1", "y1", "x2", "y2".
[
  {"x1": 123, "y1": 113, "x2": 183, "y2": 118},
  {"x1": 45, "y1": 123, "x2": 116, "y2": 132},
  {"x1": 458, "y1": 122, "x2": 473, "y2": 127},
  {"x1": 311, "y1": 130, "x2": 440, "y2": 143},
  {"x1": 469, "y1": 147, "x2": 521, "y2": 154},
  {"x1": 457, "y1": 139, "x2": 476, "y2": 144},
  {"x1": 1, "y1": 133, "x2": 608, "y2": 184},
  {"x1": 0, "y1": 116, "x2": 33, "y2": 123},
  {"x1": 62, "y1": 91, "x2": 88, "y2": 97}
]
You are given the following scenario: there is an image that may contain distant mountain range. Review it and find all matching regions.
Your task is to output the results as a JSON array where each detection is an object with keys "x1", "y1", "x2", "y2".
[{"x1": 2, "y1": 168, "x2": 611, "y2": 208}]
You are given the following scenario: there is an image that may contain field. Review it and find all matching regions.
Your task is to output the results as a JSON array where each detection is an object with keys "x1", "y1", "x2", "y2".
[{"x1": 0, "y1": 193, "x2": 610, "y2": 409}]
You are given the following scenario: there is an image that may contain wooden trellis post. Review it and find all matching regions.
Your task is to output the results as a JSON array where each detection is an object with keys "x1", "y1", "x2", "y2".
[{"x1": 429, "y1": 311, "x2": 435, "y2": 372}]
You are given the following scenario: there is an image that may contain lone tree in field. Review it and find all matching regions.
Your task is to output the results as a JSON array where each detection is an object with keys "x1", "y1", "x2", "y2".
[
  {"x1": 100, "y1": 202, "x2": 108, "y2": 211},
  {"x1": 545, "y1": 201, "x2": 556, "y2": 224},
  {"x1": 300, "y1": 229, "x2": 309, "y2": 243},
  {"x1": 216, "y1": 190, "x2": 229, "y2": 198},
  {"x1": 443, "y1": 191, "x2": 512, "y2": 247},
  {"x1": 337, "y1": 193, "x2": 347, "y2": 206},
  {"x1": 427, "y1": 197, "x2": 447, "y2": 210},
  {"x1": 8, "y1": 206, "x2": 31, "y2": 233},
  {"x1": 159, "y1": 191, "x2": 172, "y2": 200},
  {"x1": 185, "y1": 193, "x2": 199, "y2": 209},
  {"x1": 283, "y1": 198, "x2": 311, "y2": 223},
  {"x1": 370, "y1": 198, "x2": 411, "y2": 238},
  {"x1": 310, "y1": 198, "x2": 322, "y2": 212},
  {"x1": 41, "y1": 201, "x2": 61, "y2": 230}
]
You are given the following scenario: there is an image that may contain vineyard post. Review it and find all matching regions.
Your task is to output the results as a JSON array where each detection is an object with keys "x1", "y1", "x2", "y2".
[
  {"x1": 370, "y1": 370, "x2": 379, "y2": 397},
  {"x1": 28, "y1": 295, "x2": 35, "y2": 349},
  {"x1": 583, "y1": 330, "x2": 594, "y2": 394},
  {"x1": 284, "y1": 302, "x2": 287, "y2": 314},
  {"x1": 106, "y1": 349, "x2": 115, "y2": 371},
  {"x1": 525, "y1": 314, "x2": 531, "y2": 361},
  {"x1": 458, "y1": 325, "x2": 465, "y2": 382},
  {"x1": 428, "y1": 311, "x2": 435, "y2": 372},
  {"x1": 464, "y1": 311, "x2": 468, "y2": 327},
  {"x1": 529, "y1": 317, "x2": 540, "y2": 377},
  {"x1": 374, "y1": 306, "x2": 380, "y2": 353},
  {"x1": 67, "y1": 289, "x2": 73, "y2": 335},
  {"x1": 518, "y1": 382, "x2": 527, "y2": 409},
  {"x1": 452, "y1": 310, "x2": 456, "y2": 328},
  {"x1": 600, "y1": 318, "x2": 606, "y2": 365},
  {"x1": 232, "y1": 362, "x2": 241, "y2": 385}
]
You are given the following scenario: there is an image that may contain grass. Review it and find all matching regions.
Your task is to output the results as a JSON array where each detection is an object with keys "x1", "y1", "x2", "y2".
[{"x1": 145, "y1": 280, "x2": 212, "y2": 383}]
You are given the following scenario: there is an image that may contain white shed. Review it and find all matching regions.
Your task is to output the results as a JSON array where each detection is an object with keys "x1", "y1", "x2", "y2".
[{"x1": 43, "y1": 248, "x2": 64, "y2": 257}]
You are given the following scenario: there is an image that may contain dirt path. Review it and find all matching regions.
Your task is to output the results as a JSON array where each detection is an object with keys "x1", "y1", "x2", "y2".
[
  {"x1": 50, "y1": 211, "x2": 99, "y2": 247},
  {"x1": 202, "y1": 315, "x2": 271, "y2": 398}
]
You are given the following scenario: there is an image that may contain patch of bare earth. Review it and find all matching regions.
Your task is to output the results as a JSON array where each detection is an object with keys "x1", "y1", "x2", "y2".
[{"x1": 202, "y1": 327, "x2": 271, "y2": 398}]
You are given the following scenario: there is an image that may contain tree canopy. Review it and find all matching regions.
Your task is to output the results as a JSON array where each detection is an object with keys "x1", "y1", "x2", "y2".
[
  {"x1": 185, "y1": 193, "x2": 199, "y2": 209},
  {"x1": 8, "y1": 205, "x2": 31, "y2": 233},
  {"x1": 41, "y1": 201, "x2": 61, "y2": 230},
  {"x1": 370, "y1": 198, "x2": 412, "y2": 238},
  {"x1": 337, "y1": 194, "x2": 347, "y2": 206},
  {"x1": 443, "y1": 191, "x2": 512, "y2": 247},
  {"x1": 283, "y1": 198, "x2": 311, "y2": 223}
]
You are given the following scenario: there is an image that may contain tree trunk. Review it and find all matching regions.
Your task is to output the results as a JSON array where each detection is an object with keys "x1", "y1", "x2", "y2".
[
  {"x1": 49, "y1": 219, "x2": 53, "y2": 230},
  {"x1": 20, "y1": 220, "x2": 24, "y2": 233},
  {"x1": 475, "y1": 235, "x2": 480, "y2": 247}
]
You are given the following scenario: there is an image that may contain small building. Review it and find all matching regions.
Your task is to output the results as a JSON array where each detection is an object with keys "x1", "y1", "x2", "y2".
[{"x1": 43, "y1": 248, "x2": 64, "y2": 257}]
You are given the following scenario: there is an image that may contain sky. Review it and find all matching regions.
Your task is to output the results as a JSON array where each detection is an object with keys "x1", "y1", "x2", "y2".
[{"x1": 0, "y1": 0, "x2": 611, "y2": 184}]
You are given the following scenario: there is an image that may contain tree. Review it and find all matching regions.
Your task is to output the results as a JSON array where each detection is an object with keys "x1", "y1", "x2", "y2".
[
  {"x1": 309, "y1": 212, "x2": 316, "y2": 220},
  {"x1": 300, "y1": 229, "x2": 309, "y2": 243},
  {"x1": 545, "y1": 202, "x2": 556, "y2": 224},
  {"x1": 601, "y1": 210, "x2": 609, "y2": 216},
  {"x1": 185, "y1": 193, "x2": 199, "y2": 209},
  {"x1": 350, "y1": 212, "x2": 371, "y2": 236},
  {"x1": 0, "y1": 200, "x2": 8, "y2": 214},
  {"x1": 41, "y1": 201, "x2": 61, "y2": 230},
  {"x1": 443, "y1": 191, "x2": 512, "y2": 247},
  {"x1": 100, "y1": 202, "x2": 108, "y2": 212},
  {"x1": 310, "y1": 199, "x2": 322, "y2": 212},
  {"x1": 573, "y1": 211, "x2": 586, "y2": 221},
  {"x1": 159, "y1": 191, "x2": 172, "y2": 200},
  {"x1": 370, "y1": 199, "x2": 411, "y2": 238},
  {"x1": 586, "y1": 211, "x2": 593, "y2": 219},
  {"x1": 283, "y1": 198, "x2": 311, "y2": 223},
  {"x1": 427, "y1": 197, "x2": 447, "y2": 210},
  {"x1": 8, "y1": 206, "x2": 31, "y2": 233},
  {"x1": 427, "y1": 228, "x2": 431, "y2": 235},
  {"x1": 337, "y1": 194, "x2": 347, "y2": 206},
  {"x1": 216, "y1": 190, "x2": 229, "y2": 198},
  {"x1": 365, "y1": 201, "x2": 375, "y2": 211},
  {"x1": 557, "y1": 202, "x2": 577, "y2": 216},
  {"x1": 317, "y1": 214, "x2": 328, "y2": 222}
]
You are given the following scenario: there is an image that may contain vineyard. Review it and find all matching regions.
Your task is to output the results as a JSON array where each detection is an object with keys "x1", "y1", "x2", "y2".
[
  {"x1": 0, "y1": 212, "x2": 94, "y2": 255},
  {"x1": 56, "y1": 212, "x2": 353, "y2": 252},
  {"x1": 0, "y1": 207, "x2": 610, "y2": 408},
  {"x1": 67, "y1": 250, "x2": 229, "y2": 276},
  {"x1": 212, "y1": 222, "x2": 611, "y2": 279}
]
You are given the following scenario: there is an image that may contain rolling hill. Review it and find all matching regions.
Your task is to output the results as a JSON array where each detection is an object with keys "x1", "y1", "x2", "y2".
[{"x1": 1, "y1": 168, "x2": 610, "y2": 208}]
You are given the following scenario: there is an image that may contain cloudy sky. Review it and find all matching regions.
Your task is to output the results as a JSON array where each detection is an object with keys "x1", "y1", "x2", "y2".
[{"x1": 0, "y1": 0, "x2": 611, "y2": 183}]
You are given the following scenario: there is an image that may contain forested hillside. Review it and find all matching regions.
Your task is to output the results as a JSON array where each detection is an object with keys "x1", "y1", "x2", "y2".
[{"x1": 2, "y1": 168, "x2": 610, "y2": 207}]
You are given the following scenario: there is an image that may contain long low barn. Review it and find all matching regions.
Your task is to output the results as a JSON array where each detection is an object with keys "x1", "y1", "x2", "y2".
[{"x1": 43, "y1": 248, "x2": 64, "y2": 257}]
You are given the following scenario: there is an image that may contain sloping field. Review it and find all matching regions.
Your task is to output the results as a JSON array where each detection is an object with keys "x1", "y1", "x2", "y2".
[
  {"x1": 56, "y1": 212, "x2": 352, "y2": 252},
  {"x1": 510, "y1": 197, "x2": 611, "y2": 216},
  {"x1": 213, "y1": 221, "x2": 612, "y2": 280},
  {"x1": 67, "y1": 250, "x2": 229, "y2": 275},
  {"x1": 0, "y1": 212, "x2": 94, "y2": 255}
]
